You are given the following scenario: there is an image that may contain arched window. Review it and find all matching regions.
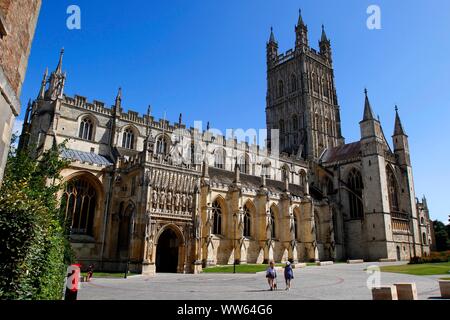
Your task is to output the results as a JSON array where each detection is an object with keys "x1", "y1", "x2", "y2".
[
  {"x1": 262, "y1": 161, "x2": 272, "y2": 180},
  {"x1": 293, "y1": 215, "x2": 298, "y2": 240},
  {"x1": 62, "y1": 177, "x2": 97, "y2": 236},
  {"x1": 79, "y1": 117, "x2": 94, "y2": 141},
  {"x1": 156, "y1": 136, "x2": 169, "y2": 155},
  {"x1": 293, "y1": 115, "x2": 299, "y2": 131},
  {"x1": 212, "y1": 200, "x2": 222, "y2": 235},
  {"x1": 278, "y1": 80, "x2": 284, "y2": 98},
  {"x1": 348, "y1": 169, "x2": 364, "y2": 219},
  {"x1": 420, "y1": 217, "x2": 424, "y2": 225},
  {"x1": 387, "y1": 167, "x2": 399, "y2": 212},
  {"x1": 291, "y1": 74, "x2": 298, "y2": 92},
  {"x1": 279, "y1": 119, "x2": 285, "y2": 135},
  {"x1": 422, "y1": 232, "x2": 427, "y2": 245},
  {"x1": 270, "y1": 207, "x2": 276, "y2": 239},
  {"x1": 118, "y1": 203, "x2": 134, "y2": 251},
  {"x1": 243, "y1": 205, "x2": 251, "y2": 237},
  {"x1": 122, "y1": 128, "x2": 135, "y2": 149},
  {"x1": 214, "y1": 149, "x2": 226, "y2": 169},
  {"x1": 239, "y1": 154, "x2": 250, "y2": 174}
]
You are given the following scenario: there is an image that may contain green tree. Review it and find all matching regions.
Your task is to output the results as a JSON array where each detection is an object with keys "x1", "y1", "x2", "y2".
[
  {"x1": 0, "y1": 137, "x2": 72, "y2": 300},
  {"x1": 433, "y1": 220, "x2": 450, "y2": 252}
]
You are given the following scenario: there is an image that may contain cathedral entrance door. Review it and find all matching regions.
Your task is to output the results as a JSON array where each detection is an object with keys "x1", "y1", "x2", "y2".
[
  {"x1": 396, "y1": 246, "x2": 401, "y2": 261},
  {"x1": 156, "y1": 228, "x2": 180, "y2": 273}
]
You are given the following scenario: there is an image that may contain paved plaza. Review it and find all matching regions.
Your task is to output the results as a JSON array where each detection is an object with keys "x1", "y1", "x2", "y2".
[{"x1": 78, "y1": 262, "x2": 443, "y2": 300}]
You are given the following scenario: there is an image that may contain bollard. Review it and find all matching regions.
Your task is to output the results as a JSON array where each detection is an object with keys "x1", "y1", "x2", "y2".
[{"x1": 64, "y1": 264, "x2": 81, "y2": 301}]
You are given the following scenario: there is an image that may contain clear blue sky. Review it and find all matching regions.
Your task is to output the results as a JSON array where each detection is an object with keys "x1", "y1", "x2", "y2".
[{"x1": 18, "y1": 0, "x2": 450, "y2": 223}]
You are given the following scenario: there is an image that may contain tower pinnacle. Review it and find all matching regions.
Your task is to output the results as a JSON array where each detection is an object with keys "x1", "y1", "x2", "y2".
[
  {"x1": 363, "y1": 89, "x2": 377, "y2": 121},
  {"x1": 394, "y1": 105, "x2": 407, "y2": 136}
]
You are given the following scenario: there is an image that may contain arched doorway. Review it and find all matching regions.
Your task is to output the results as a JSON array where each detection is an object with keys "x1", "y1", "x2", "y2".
[
  {"x1": 396, "y1": 246, "x2": 401, "y2": 261},
  {"x1": 156, "y1": 228, "x2": 181, "y2": 273}
]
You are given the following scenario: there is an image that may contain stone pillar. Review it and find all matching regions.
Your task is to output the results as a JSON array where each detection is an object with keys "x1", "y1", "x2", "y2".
[{"x1": 192, "y1": 187, "x2": 203, "y2": 274}]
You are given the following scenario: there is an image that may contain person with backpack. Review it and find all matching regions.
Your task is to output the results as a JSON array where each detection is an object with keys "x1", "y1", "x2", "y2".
[
  {"x1": 284, "y1": 261, "x2": 294, "y2": 291},
  {"x1": 266, "y1": 260, "x2": 277, "y2": 291}
]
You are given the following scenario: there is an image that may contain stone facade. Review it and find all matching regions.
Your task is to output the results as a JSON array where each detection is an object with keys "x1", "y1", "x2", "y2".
[
  {"x1": 0, "y1": 0, "x2": 41, "y2": 181},
  {"x1": 19, "y1": 11, "x2": 432, "y2": 274}
]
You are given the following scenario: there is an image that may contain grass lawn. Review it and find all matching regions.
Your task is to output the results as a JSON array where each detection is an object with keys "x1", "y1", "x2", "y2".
[
  {"x1": 380, "y1": 262, "x2": 450, "y2": 276},
  {"x1": 202, "y1": 264, "x2": 284, "y2": 273}
]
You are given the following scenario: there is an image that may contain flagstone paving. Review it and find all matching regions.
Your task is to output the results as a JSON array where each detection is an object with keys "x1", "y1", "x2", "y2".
[{"x1": 78, "y1": 262, "x2": 443, "y2": 300}]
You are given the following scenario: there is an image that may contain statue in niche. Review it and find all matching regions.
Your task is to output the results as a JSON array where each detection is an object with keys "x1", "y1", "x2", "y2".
[
  {"x1": 152, "y1": 189, "x2": 158, "y2": 209},
  {"x1": 181, "y1": 194, "x2": 187, "y2": 211},
  {"x1": 159, "y1": 191, "x2": 166, "y2": 211},
  {"x1": 174, "y1": 193, "x2": 180, "y2": 211},
  {"x1": 166, "y1": 191, "x2": 173, "y2": 210}
]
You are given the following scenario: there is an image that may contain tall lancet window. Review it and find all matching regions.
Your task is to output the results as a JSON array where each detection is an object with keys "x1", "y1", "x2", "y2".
[
  {"x1": 243, "y1": 205, "x2": 251, "y2": 237},
  {"x1": 214, "y1": 149, "x2": 226, "y2": 169},
  {"x1": 156, "y1": 136, "x2": 169, "y2": 155},
  {"x1": 291, "y1": 74, "x2": 298, "y2": 92},
  {"x1": 387, "y1": 167, "x2": 399, "y2": 212},
  {"x1": 348, "y1": 169, "x2": 364, "y2": 219},
  {"x1": 122, "y1": 128, "x2": 135, "y2": 149},
  {"x1": 212, "y1": 200, "x2": 222, "y2": 235},
  {"x1": 79, "y1": 117, "x2": 94, "y2": 141},
  {"x1": 270, "y1": 207, "x2": 276, "y2": 239},
  {"x1": 278, "y1": 80, "x2": 284, "y2": 98}
]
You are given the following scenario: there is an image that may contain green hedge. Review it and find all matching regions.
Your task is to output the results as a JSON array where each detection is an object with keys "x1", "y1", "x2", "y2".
[{"x1": 0, "y1": 140, "x2": 72, "y2": 300}]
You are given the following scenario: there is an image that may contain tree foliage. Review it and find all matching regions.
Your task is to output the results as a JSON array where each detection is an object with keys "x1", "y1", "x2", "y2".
[
  {"x1": 0, "y1": 137, "x2": 72, "y2": 300},
  {"x1": 433, "y1": 220, "x2": 450, "y2": 252}
]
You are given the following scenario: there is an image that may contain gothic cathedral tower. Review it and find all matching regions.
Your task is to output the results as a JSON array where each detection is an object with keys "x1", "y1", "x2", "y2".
[{"x1": 266, "y1": 11, "x2": 344, "y2": 160}]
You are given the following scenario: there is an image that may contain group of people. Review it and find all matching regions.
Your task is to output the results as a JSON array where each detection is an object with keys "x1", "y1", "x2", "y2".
[{"x1": 266, "y1": 261, "x2": 294, "y2": 291}]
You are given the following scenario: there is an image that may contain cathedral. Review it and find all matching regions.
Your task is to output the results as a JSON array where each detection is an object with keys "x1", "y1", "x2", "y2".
[{"x1": 19, "y1": 12, "x2": 432, "y2": 275}]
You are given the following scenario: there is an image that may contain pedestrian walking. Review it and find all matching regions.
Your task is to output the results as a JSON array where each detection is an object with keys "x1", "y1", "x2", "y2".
[
  {"x1": 284, "y1": 261, "x2": 294, "y2": 290},
  {"x1": 87, "y1": 264, "x2": 94, "y2": 282},
  {"x1": 266, "y1": 260, "x2": 277, "y2": 291}
]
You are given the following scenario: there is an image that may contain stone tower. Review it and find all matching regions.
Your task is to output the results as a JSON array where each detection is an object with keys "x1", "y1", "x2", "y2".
[
  {"x1": 266, "y1": 11, "x2": 344, "y2": 160},
  {"x1": 24, "y1": 49, "x2": 66, "y2": 156},
  {"x1": 358, "y1": 90, "x2": 394, "y2": 260}
]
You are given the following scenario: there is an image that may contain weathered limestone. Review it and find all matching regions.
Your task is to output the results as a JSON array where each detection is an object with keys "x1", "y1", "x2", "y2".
[
  {"x1": 372, "y1": 286, "x2": 398, "y2": 300},
  {"x1": 18, "y1": 10, "x2": 434, "y2": 274},
  {"x1": 439, "y1": 280, "x2": 450, "y2": 299},
  {"x1": 394, "y1": 283, "x2": 418, "y2": 300}
]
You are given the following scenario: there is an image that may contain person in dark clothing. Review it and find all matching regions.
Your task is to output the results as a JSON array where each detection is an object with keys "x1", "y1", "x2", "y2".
[
  {"x1": 284, "y1": 261, "x2": 294, "y2": 290},
  {"x1": 265, "y1": 261, "x2": 277, "y2": 291}
]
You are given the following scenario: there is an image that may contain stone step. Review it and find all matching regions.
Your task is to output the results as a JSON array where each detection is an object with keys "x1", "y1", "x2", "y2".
[
  {"x1": 379, "y1": 258, "x2": 397, "y2": 262},
  {"x1": 347, "y1": 259, "x2": 364, "y2": 264},
  {"x1": 292, "y1": 263, "x2": 307, "y2": 269},
  {"x1": 316, "y1": 261, "x2": 334, "y2": 266}
]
